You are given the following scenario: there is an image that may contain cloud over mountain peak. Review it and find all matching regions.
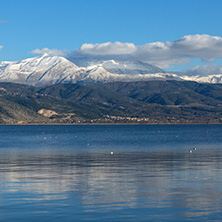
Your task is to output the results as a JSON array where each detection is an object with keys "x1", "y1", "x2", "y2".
[
  {"x1": 68, "y1": 34, "x2": 222, "y2": 69},
  {"x1": 31, "y1": 48, "x2": 67, "y2": 57},
  {"x1": 77, "y1": 42, "x2": 137, "y2": 56}
]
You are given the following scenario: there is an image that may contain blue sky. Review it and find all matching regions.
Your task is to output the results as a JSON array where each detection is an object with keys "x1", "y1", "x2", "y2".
[{"x1": 1, "y1": 0, "x2": 222, "y2": 72}]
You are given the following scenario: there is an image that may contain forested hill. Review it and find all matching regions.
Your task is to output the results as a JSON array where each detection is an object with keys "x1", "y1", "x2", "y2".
[{"x1": 0, "y1": 80, "x2": 222, "y2": 124}]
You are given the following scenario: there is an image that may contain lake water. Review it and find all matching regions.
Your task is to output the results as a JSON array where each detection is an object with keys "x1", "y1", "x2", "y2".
[{"x1": 1, "y1": 124, "x2": 222, "y2": 221}]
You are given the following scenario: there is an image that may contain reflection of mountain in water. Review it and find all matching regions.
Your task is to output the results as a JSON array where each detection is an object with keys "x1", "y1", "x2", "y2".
[{"x1": 2, "y1": 150, "x2": 222, "y2": 216}]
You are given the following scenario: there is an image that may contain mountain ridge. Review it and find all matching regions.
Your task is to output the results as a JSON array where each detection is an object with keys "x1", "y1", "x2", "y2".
[
  {"x1": 1, "y1": 54, "x2": 222, "y2": 86},
  {"x1": 0, "y1": 81, "x2": 221, "y2": 124}
]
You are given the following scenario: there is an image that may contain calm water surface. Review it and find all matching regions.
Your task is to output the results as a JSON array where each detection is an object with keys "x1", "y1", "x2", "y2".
[{"x1": 1, "y1": 124, "x2": 222, "y2": 221}]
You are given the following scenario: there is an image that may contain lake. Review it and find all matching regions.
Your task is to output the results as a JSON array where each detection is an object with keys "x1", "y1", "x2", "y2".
[{"x1": 1, "y1": 124, "x2": 222, "y2": 221}]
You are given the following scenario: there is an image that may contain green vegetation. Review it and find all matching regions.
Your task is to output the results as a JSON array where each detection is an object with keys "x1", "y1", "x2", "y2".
[{"x1": 0, "y1": 81, "x2": 222, "y2": 124}]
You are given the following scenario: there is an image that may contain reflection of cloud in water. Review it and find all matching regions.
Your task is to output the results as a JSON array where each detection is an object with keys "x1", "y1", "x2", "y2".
[{"x1": 1, "y1": 150, "x2": 222, "y2": 217}]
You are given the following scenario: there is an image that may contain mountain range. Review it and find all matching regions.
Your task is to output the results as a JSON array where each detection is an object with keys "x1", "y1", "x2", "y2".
[
  {"x1": 0, "y1": 54, "x2": 222, "y2": 124},
  {"x1": 1, "y1": 54, "x2": 222, "y2": 86}
]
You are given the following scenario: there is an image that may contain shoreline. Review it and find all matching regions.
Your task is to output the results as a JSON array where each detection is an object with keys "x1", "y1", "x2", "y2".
[{"x1": 1, "y1": 122, "x2": 222, "y2": 126}]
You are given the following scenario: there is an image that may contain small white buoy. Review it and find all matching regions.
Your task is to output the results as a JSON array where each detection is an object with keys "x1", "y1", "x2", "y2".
[
  {"x1": 189, "y1": 150, "x2": 192, "y2": 153},
  {"x1": 110, "y1": 152, "x2": 114, "y2": 155}
]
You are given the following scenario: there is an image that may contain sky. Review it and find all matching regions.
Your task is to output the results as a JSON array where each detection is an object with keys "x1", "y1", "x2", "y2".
[{"x1": 1, "y1": 0, "x2": 222, "y2": 73}]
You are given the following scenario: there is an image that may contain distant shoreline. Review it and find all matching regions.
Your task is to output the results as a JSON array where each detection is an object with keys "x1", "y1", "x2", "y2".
[{"x1": 1, "y1": 122, "x2": 222, "y2": 126}]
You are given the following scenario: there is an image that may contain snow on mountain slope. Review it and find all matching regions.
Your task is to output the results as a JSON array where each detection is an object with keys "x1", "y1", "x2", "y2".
[
  {"x1": 182, "y1": 74, "x2": 222, "y2": 84},
  {"x1": 0, "y1": 54, "x2": 84, "y2": 86},
  {"x1": 0, "y1": 54, "x2": 222, "y2": 86},
  {"x1": 82, "y1": 66, "x2": 182, "y2": 83},
  {"x1": 69, "y1": 57, "x2": 165, "y2": 74},
  {"x1": 0, "y1": 61, "x2": 11, "y2": 71},
  {"x1": 60, "y1": 57, "x2": 222, "y2": 83},
  {"x1": 82, "y1": 66, "x2": 117, "y2": 83},
  {"x1": 0, "y1": 55, "x2": 172, "y2": 85},
  {"x1": 102, "y1": 60, "x2": 165, "y2": 74}
]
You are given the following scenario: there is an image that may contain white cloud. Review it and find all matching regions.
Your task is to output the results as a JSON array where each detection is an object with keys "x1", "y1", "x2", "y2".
[
  {"x1": 169, "y1": 34, "x2": 222, "y2": 58},
  {"x1": 77, "y1": 41, "x2": 137, "y2": 55},
  {"x1": 31, "y1": 48, "x2": 67, "y2": 56},
  {"x1": 201, "y1": 57, "x2": 215, "y2": 63},
  {"x1": 70, "y1": 34, "x2": 222, "y2": 68}
]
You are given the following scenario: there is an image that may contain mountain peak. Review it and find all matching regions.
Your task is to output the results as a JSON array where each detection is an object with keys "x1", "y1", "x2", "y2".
[
  {"x1": 68, "y1": 57, "x2": 165, "y2": 75},
  {"x1": 39, "y1": 53, "x2": 50, "y2": 57},
  {"x1": 0, "y1": 55, "x2": 222, "y2": 86}
]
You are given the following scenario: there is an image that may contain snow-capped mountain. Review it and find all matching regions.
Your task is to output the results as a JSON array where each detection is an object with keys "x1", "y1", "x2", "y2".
[
  {"x1": 0, "y1": 54, "x2": 222, "y2": 86},
  {"x1": 0, "y1": 54, "x2": 88, "y2": 86},
  {"x1": 103, "y1": 60, "x2": 165, "y2": 74},
  {"x1": 69, "y1": 57, "x2": 165, "y2": 74},
  {"x1": 182, "y1": 74, "x2": 222, "y2": 84}
]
